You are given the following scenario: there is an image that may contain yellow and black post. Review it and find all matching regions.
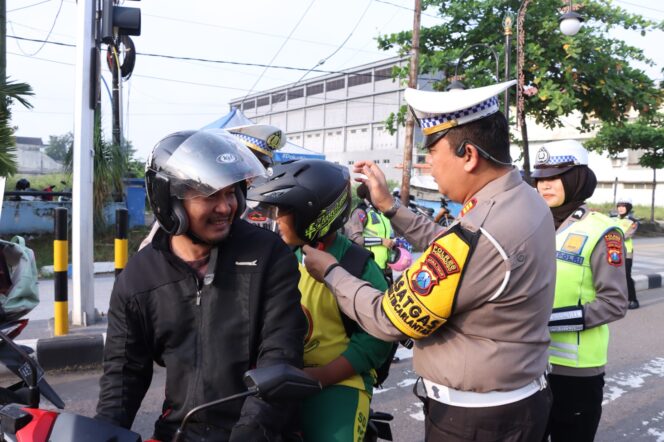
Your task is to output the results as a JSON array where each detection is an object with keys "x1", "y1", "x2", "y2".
[
  {"x1": 53, "y1": 207, "x2": 69, "y2": 336},
  {"x1": 115, "y1": 208, "x2": 129, "y2": 276}
]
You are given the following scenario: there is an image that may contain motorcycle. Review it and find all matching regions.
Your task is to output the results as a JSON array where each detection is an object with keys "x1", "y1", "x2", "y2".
[{"x1": 0, "y1": 325, "x2": 323, "y2": 442}]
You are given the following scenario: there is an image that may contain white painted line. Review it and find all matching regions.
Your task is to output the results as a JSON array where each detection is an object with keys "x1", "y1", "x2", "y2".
[{"x1": 603, "y1": 357, "x2": 664, "y2": 406}]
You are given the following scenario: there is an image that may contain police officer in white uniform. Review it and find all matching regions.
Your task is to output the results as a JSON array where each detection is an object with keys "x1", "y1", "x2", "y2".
[
  {"x1": 302, "y1": 80, "x2": 556, "y2": 442},
  {"x1": 532, "y1": 140, "x2": 628, "y2": 442}
]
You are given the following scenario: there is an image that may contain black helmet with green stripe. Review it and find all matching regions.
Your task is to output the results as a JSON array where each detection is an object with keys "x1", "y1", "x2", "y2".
[{"x1": 247, "y1": 160, "x2": 351, "y2": 244}]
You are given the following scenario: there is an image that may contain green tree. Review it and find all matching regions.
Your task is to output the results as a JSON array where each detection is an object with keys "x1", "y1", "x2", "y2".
[
  {"x1": 378, "y1": 0, "x2": 663, "y2": 180},
  {"x1": 0, "y1": 79, "x2": 34, "y2": 177},
  {"x1": 45, "y1": 133, "x2": 73, "y2": 163},
  {"x1": 586, "y1": 113, "x2": 664, "y2": 222}
]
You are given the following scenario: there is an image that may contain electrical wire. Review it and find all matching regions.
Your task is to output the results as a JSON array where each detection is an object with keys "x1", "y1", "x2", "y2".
[
  {"x1": 243, "y1": 0, "x2": 318, "y2": 99},
  {"x1": 614, "y1": 0, "x2": 664, "y2": 14},
  {"x1": 11, "y1": 0, "x2": 64, "y2": 57},
  {"x1": 8, "y1": 34, "x2": 429, "y2": 81},
  {"x1": 296, "y1": 0, "x2": 374, "y2": 84},
  {"x1": 7, "y1": 0, "x2": 53, "y2": 13},
  {"x1": 373, "y1": 0, "x2": 441, "y2": 19},
  {"x1": 142, "y1": 12, "x2": 384, "y2": 56}
]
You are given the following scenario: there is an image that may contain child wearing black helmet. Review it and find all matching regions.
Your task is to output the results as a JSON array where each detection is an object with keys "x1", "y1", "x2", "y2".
[{"x1": 248, "y1": 159, "x2": 393, "y2": 442}]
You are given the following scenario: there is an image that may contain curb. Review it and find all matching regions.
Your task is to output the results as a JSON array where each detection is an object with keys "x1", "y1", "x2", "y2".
[
  {"x1": 634, "y1": 271, "x2": 664, "y2": 292},
  {"x1": 8, "y1": 333, "x2": 106, "y2": 374}
]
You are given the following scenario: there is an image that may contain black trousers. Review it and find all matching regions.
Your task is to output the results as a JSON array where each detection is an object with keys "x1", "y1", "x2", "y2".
[
  {"x1": 626, "y1": 258, "x2": 637, "y2": 302},
  {"x1": 544, "y1": 373, "x2": 605, "y2": 442},
  {"x1": 424, "y1": 386, "x2": 552, "y2": 442}
]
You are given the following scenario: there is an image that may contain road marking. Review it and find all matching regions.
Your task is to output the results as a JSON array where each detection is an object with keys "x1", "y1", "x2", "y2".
[{"x1": 603, "y1": 357, "x2": 664, "y2": 405}]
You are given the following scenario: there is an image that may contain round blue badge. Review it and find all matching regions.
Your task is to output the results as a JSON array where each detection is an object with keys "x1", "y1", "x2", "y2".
[{"x1": 415, "y1": 271, "x2": 432, "y2": 290}]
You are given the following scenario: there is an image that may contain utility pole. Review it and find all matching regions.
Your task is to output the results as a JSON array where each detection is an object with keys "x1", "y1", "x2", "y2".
[
  {"x1": 72, "y1": 0, "x2": 97, "y2": 326},
  {"x1": 111, "y1": 49, "x2": 121, "y2": 147},
  {"x1": 1, "y1": 0, "x2": 6, "y2": 99},
  {"x1": 400, "y1": 0, "x2": 421, "y2": 206}
]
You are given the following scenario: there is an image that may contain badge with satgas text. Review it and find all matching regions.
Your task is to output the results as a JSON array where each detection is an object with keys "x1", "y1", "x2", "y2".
[{"x1": 382, "y1": 225, "x2": 475, "y2": 340}]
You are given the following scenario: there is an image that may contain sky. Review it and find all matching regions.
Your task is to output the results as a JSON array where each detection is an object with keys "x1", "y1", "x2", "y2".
[{"x1": 6, "y1": 0, "x2": 664, "y2": 161}]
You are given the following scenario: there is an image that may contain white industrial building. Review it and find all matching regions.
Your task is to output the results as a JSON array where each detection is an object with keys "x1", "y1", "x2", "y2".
[
  {"x1": 231, "y1": 56, "x2": 433, "y2": 182},
  {"x1": 232, "y1": 57, "x2": 661, "y2": 207}
]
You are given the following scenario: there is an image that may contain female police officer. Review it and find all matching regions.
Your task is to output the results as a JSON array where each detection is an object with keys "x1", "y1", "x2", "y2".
[{"x1": 532, "y1": 139, "x2": 628, "y2": 442}]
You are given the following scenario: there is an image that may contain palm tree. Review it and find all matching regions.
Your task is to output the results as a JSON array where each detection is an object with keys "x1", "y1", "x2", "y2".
[{"x1": 0, "y1": 79, "x2": 34, "y2": 177}]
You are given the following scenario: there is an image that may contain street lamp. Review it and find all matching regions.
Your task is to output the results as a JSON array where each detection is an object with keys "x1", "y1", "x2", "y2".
[
  {"x1": 559, "y1": 0, "x2": 584, "y2": 36},
  {"x1": 515, "y1": 0, "x2": 583, "y2": 183}
]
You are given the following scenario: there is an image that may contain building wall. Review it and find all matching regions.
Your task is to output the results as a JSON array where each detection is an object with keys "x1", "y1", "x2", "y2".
[{"x1": 231, "y1": 57, "x2": 409, "y2": 182}]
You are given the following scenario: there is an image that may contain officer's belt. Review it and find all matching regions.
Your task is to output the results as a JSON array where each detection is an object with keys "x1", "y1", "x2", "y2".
[{"x1": 423, "y1": 374, "x2": 547, "y2": 408}]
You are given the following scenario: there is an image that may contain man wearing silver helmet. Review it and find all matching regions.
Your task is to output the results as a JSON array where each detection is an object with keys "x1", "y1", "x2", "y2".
[
  {"x1": 302, "y1": 80, "x2": 556, "y2": 441},
  {"x1": 96, "y1": 129, "x2": 305, "y2": 442}
]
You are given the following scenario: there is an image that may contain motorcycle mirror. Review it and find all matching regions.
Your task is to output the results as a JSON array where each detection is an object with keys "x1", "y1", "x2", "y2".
[
  {"x1": 173, "y1": 364, "x2": 320, "y2": 442},
  {"x1": 243, "y1": 364, "x2": 321, "y2": 402}
]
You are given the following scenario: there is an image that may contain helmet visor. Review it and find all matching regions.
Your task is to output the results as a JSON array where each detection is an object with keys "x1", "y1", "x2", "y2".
[{"x1": 164, "y1": 130, "x2": 266, "y2": 199}]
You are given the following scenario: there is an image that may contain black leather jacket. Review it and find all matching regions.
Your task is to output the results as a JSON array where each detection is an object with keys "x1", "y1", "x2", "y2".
[{"x1": 96, "y1": 220, "x2": 305, "y2": 441}]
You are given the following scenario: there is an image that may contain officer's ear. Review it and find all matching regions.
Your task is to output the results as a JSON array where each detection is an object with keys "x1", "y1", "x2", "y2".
[{"x1": 462, "y1": 144, "x2": 481, "y2": 173}]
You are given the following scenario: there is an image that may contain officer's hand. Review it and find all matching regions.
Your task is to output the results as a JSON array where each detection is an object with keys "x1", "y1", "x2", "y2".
[
  {"x1": 353, "y1": 160, "x2": 393, "y2": 213},
  {"x1": 382, "y1": 238, "x2": 395, "y2": 248},
  {"x1": 302, "y1": 244, "x2": 338, "y2": 282}
]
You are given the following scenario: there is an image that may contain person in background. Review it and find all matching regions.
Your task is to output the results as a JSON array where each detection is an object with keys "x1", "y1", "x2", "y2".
[
  {"x1": 532, "y1": 139, "x2": 628, "y2": 442},
  {"x1": 344, "y1": 183, "x2": 395, "y2": 284},
  {"x1": 248, "y1": 159, "x2": 392, "y2": 442},
  {"x1": 612, "y1": 196, "x2": 639, "y2": 309}
]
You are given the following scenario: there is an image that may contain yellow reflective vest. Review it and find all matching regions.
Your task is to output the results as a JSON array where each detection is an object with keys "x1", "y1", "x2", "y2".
[
  {"x1": 549, "y1": 212, "x2": 619, "y2": 369},
  {"x1": 614, "y1": 217, "x2": 635, "y2": 255},
  {"x1": 362, "y1": 208, "x2": 393, "y2": 270}
]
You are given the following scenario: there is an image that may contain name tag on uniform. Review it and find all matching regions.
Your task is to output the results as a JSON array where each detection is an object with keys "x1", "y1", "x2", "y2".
[{"x1": 556, "y1": 251, "x2": 584, "y2": 265}]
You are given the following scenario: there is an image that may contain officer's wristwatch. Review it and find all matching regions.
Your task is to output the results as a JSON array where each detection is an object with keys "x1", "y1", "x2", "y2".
[{"x1": 382, "y1": 197, "x2": 401, "y2": 219}]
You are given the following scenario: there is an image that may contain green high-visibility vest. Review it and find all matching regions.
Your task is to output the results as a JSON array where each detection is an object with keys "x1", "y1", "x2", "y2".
[
  {"x1": 614, "y1": 218, "x2": 635, "y2": 254},
  {"x1": 549, "y1": 212, "x2": 621, "y2": 369},
  {"x1": 363, "y1": 208, "x2": 393, "y2": 270}
]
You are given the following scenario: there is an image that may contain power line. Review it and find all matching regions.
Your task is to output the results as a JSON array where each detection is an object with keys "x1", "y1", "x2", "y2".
[
  {"x1": 11, "y1": 0, "x2": 64, "y2": 56},
  {"x1": 142, "y1": 12, "x2": 384, "y2": 56},
  {"x1": 9, "y1": 34, "x2": 417, "y2": 80},
  {"x1": 373, "y1": 0, "x2": 441, "y2": 19},
  {"x1": 244, "y1": 0, "x2": 318, "y2": 99},
  {"x1": 614, "y1": 0, "x2": 664, "y2": 14},
  {"x1": 7, "y1": 0, "x2": 52, "y2": 13},
  {"x1": 297, "y1": 0, "x2": 374, "y2": 84}
]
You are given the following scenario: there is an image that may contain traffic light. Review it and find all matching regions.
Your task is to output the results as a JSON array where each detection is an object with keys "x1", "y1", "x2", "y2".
[{"x1": 100, "y1": 0, "x2": 141, "y2": 44}]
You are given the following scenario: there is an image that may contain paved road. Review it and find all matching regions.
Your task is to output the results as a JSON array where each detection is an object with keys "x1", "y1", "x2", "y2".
[{"x1": 11, "y1": 286, "x2": 663, "y2": 441}]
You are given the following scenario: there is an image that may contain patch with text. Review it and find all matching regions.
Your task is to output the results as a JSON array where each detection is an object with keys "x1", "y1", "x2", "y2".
[
  {"x1": 381, "y1": 226, "x2": 472, "y2": 339},
  {"x1": 604, "y1": 231, "x2": 623, "y2": 267}
]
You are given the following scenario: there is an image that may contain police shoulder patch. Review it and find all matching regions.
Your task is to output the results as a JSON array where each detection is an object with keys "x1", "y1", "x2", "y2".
[
  {"x1": 604, "y1": 231, "x2": 623, "y2": 267},
  {"x1": 381, "y1": 224, "x2": 474, "y2": 340}
]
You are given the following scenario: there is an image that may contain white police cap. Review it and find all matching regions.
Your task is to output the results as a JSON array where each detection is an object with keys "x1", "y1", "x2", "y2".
[
  {"x1": 616, "y1": 196, "x2": 632, "y2": 205},
  {"x1": 224, "y1": 124, "x2": 286, "y2": 163},
  {"x1": 405, "y1": 80, "x2": 516, "y2": 141},
  {"x1": 531, "y1": 139, "x2": 588, "y2": 179}
]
